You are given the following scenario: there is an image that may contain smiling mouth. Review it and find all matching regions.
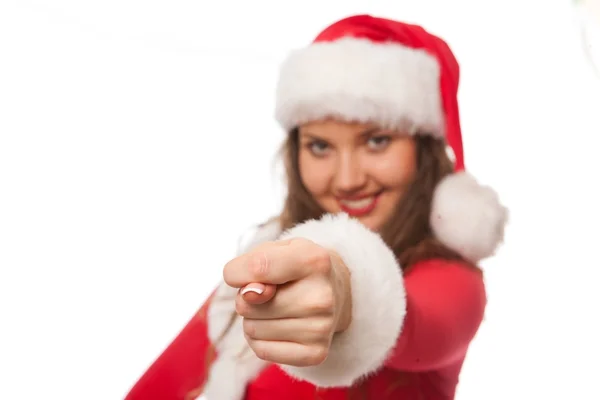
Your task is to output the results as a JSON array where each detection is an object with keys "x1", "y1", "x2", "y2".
[{"x1": 337, "y1": 192, "x2": 382, "y2": 217}]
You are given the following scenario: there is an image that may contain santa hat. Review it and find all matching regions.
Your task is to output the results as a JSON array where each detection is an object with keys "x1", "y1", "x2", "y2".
[{"x1": 274, "y1": 14, "x2": 508, "y2": 262}]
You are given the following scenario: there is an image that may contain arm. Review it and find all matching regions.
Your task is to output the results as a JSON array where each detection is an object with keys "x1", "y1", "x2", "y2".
[
  {"x1": 124, "y1": 283, "x2": 270, "y2": 400},
  {"x1": 124, "y1": 220, "x2": 281, "y2": 400},
  {"x1": 386, "y1": 259, "x2": 486, "y2": 371},
  {"x1": 274, "y1": 213, "x2": 486, "y2": 387},
  {"x1": 124, "y1": 290, "x2": 218, "y2": 400}
]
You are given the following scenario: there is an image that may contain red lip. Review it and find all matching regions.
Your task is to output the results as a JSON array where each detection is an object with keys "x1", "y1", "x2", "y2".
[{"x1": 338, "y1": 192, "x2": 381, "y2": 217}]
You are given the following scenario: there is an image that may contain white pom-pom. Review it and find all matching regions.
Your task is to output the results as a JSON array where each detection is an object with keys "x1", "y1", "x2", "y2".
[{"x1": 430, "y1": 172, "x2": 508, "y2": 262}]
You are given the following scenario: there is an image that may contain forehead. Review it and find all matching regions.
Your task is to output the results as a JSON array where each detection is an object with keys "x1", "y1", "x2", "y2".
[{"x1": 298, "y1": 119, "x2": 380, "y2": 141}]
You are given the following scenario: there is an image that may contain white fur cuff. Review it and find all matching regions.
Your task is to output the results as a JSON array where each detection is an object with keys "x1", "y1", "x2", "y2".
[{"x1": 277, "y1": 213, "x2": 406, "y2": 388}]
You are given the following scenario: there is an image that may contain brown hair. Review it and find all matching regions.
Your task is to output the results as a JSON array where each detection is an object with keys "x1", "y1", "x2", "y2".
[
  {"x1": 278, "y1": 128, "x2": 470, "y2": 271},
  {"x1": 207, "y1": 129, "x2": 476, "y2": 398}
]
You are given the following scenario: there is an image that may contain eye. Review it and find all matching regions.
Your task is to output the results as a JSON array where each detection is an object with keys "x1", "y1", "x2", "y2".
[
  {"x1": 306, "y1": 140, "x2": 331, "y2": 157},
  {"x1": 367, "y1": 135, "x2": 391, "y2": 151}
]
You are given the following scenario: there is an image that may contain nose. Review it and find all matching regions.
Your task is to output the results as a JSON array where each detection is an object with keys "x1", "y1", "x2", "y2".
[{"x1": 334, "y1": 152, "x2": 367, "y2": 193}]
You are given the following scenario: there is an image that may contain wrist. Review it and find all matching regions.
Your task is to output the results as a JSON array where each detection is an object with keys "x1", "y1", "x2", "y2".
[{"x1": 330, "y1": 251, "x2": 352, "y2": 333}]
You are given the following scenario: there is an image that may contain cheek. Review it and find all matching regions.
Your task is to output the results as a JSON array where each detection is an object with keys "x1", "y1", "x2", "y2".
[
  {"x1": 299, "y1": 152, "x2": 331, "y2": 196},
  {"x1": 370, "y1": 151, "x2": 417, "y2": 188}
]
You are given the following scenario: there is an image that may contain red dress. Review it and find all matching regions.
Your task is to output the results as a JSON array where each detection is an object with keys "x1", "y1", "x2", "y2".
[{"x1": 124, "y1": 217, "x2": 487, "y2": 400}]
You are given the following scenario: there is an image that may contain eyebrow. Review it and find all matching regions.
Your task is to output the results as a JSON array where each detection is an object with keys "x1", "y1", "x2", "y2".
[
  {"x1": 358, "y1": 127, "x2": 381, "y2": 138},
  {"x1": 300, "y1": 127, "x2": 381, "y2": 140},
  {"x1": 299, "y1": 132, "x2": 324, "y2": 141}
]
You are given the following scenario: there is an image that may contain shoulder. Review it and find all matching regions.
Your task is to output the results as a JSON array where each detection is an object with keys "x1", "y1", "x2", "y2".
[
  {"x1": 404, "y1": 258, "x2": 487, "y2": 307},
  {"x1": 406, "y1": 257, "x2": 483, "y2": 278}
]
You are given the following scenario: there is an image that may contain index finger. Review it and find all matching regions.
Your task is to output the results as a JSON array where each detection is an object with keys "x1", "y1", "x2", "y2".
[{"x1": 223, "y1": 239, "x2": 322, "y2": 288}]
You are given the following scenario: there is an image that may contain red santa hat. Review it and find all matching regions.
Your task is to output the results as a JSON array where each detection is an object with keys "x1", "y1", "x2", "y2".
[{"x1": 274, "y1": 14, "x2": 508, "y2": 262}]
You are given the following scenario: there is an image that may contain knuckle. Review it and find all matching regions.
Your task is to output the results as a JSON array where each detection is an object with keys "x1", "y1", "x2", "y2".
[
  {"x1": 307, "y1": 286, "x2": 335, "y2": 314},
  {"x1": 248, "y1": 252, "x2": 269, "y2": 278},
  {"x1": 311, "y1": 318, "x2": 334, "y2": 337},
  {"x1": 308, "y1": 346, "x2": 329, "y2": 365},
  {"x1": 242, "y1": 318, "x2": 256, "y2": 338},
  {"x1": 307, "y1": 248, "x2": 332, "y2": 273},
  {"x1": 250, "y1": 342, "x2": 269, "y2": 361}
]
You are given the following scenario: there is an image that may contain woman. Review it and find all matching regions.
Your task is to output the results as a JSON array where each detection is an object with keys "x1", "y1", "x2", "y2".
[{"x1": 125, "y1": 14, "x2": 508, "y2": 400}]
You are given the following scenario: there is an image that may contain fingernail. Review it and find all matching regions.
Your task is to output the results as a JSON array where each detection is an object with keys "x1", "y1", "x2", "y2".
[{"x1": 241, "y1": 283, "x2": 265, "y2": 295}]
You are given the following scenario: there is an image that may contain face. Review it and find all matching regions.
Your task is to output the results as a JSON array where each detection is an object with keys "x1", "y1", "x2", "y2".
[{"x1": 298, "y1": 119, "x2": 418, "y2": 232}]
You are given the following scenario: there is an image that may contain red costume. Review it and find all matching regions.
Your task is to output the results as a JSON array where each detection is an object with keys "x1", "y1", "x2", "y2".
[{"x1": 125, "y1": 14, "x2": 507, "y2": 400}]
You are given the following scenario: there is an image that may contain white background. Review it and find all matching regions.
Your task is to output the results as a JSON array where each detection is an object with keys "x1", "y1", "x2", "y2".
[{"x1": 1, "y1": 0, "x2": 599, "y2": 399}]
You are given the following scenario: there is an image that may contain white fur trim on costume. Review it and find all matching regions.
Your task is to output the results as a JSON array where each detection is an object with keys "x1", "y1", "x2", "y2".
[
  {"x1": 204, "y1": 220, "x2": 282, "y2": 400},
  {"x1": 277, "y1": 213, "x2": 406, "y2": 388},
  {"x1": 275, "y1": 36, "x2": 444, "y2": 135},
  {"x1": 236, "y1": 218, "x2": 282, "y2": 255},
  {"x1": 430, "y1": 172, "x2": 508, "y2": 263}
]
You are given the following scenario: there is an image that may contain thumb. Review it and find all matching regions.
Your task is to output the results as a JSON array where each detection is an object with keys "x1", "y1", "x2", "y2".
[{"x1": 240, "y1": 283, "x2": 277, "y2": 305}]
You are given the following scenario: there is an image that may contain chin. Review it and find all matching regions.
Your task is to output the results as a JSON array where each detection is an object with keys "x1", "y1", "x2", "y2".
[
  {"x1": 321, "y1": 206, "x2": 387, "y2": 232},
  {"x1": 355, "y1": 215, "x2": 383, "y2": 232}
]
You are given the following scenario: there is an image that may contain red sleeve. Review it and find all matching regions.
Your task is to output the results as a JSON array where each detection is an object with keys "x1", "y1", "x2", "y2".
[
  {"x1": 385, "y1": 259, "x2": 487, "y2": 371},
  {"x1": 124, "y1": 290, "x2": 217, "y2": 400}
]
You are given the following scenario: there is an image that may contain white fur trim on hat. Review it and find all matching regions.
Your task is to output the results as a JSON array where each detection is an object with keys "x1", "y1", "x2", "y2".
[
  {"x1": 277, "y1": 213, "x2": 406, "y2": 387},
  {"x1": 275, "y1": 36, "x2": 445, "y2": 136},
  {"x1": 430, "y1": 172, "x2": 508, "y2": 262}
]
